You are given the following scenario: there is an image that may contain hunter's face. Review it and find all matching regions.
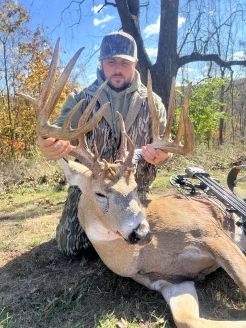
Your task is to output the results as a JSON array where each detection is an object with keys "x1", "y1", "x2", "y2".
[{"x1": 101, "y1": 57, "x2": 137, "y2": 91}]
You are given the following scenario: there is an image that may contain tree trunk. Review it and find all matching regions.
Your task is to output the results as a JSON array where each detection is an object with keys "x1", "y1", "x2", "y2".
[
  {"x1": 3, "y1": 40, "x2": 15, "y2": 158},
  {"x1": 240, "y1": 97, "x2": 246, "y2": 144},
  {"x1": 116, "y1": 0, "x2": 179, "y2": 110},
  {"x1": 153, "y1": 0, "x2": 179, "y2": 109},
  {"x1": 219, "y1": 71, "x2": 226, "y2": 145}
]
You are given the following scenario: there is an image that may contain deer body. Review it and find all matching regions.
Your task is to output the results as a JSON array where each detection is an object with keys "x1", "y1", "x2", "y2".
[
  {"x1": 62, "y1": 159, "x2": 246, "y2": 328},
  {"x1": 84, "y1": 194, "x2": 221, "y2": 279}
]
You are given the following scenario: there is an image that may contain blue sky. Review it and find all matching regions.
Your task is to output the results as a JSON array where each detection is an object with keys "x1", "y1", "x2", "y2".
[
  {"x1": 18, "y1": 0, "x2": 164, "y2": 84},
  {"x1": 17, "y1": 0, "x2": 246, "y2": 85}
]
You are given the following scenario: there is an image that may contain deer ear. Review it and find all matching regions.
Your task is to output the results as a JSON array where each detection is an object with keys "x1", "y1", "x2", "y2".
[
  {"x1": 58, "y1": 158, "x2": 82, "y2": 187},
  {"x1": 58, "y1": 158, "x2": 93, "y2": 192}
]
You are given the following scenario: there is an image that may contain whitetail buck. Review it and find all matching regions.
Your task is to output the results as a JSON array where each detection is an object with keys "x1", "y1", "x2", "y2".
[{"x1": 18, "y1": 39, "x2": 246, "y2": 328}]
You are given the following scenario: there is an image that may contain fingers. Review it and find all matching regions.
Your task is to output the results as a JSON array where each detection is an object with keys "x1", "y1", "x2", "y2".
[
  {"x1": 38, "y1": 136, "x2": 72, "y2": 160},
  {"x1": 141, "y1": 144, "x2": 168, "y2": 165}
]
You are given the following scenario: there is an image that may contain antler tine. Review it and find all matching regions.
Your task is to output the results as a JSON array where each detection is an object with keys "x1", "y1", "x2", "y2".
[
  {"x1": 147, "y1": 70, "x2": 160, "y2": 142},
  {"x1": 15, "y1": 39, "x2": 60, "y2": 112},
  {"x1": 163, "y1": 77, "x2": 176, "y2": 140},
  {"x1": 116, "y1": 112, "x2": 134, "y2": 167},
  {"x1": 69, "y1": 133, "x2": 104, "y2": 174},
  {"x1": 53, "y1": 80, "x2": 110, "y2": 140},
  {"x1": 38, "y1": 38, "x2": 60, "y2": 112},
  {"x1": 40, "y1": 46, "x2": 84, "y2": 123},
  {"x1": 123, "y1": 132, "x2": 135, "y2": 168},
  {"x1": 173, "y1": 82, "x2": 192, "y2": 146},
  {"x1": 179, "y1": 83, "x2": 194, "y2": 155},
  {"x1": 117, "y1": 111, "x2": 127, "y2": 162},
  {"x1": 17, "y1": 39, "x2": 111, "y2": 142},
  {"x1": 74, "y1": 80, "x2": 109, "y2": 134},
  {"x1": 16, "y1": 39, "x2": 83, "y2": 119},
  {"x1": 149, "y1": 73, "x2": 194, "y2": 156},
  {"x1": 66, "y1": 86, "x2": 111, "y2": 174}
]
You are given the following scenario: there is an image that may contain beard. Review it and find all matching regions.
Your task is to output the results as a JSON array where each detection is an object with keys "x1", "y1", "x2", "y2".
[
  {"x1": 101, "y1": 71, "x2": 134, "y2": 92},
  {"x1": 108, "y1": 76, "x2": 131, "y2": 91}
]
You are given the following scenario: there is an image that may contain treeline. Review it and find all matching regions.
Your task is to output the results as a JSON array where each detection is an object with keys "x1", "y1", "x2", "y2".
[
  {"x1": 175, "y1": 77, "x2": 246, "y2": 148},
  {"x1": 0, "y1": 1, "x2": 80, "y2": 162}
]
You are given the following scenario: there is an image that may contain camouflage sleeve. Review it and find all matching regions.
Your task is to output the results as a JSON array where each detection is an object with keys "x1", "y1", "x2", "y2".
[{"x1": 135, "y1": 158, "x2": 158, "y2": 200}]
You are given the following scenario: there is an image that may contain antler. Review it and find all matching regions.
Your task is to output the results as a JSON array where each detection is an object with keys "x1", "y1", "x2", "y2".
[
  {"x1": 116, "y1": 112, "x2": 135, "y2": 168},
  {"x1": 16, "y1": 38, "x2": 109, "y2": 141},
  {"x1": 147, "y1": 71, "x2": 194, "y2": 156}
]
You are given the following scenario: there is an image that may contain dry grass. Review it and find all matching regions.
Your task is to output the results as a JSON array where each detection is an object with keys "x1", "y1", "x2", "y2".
[
  {"x1": 0, "y1": 145, "x2": 246, "y2": 328},
  {"x1": 0, "y1": 153, "x2": 64, "y2": 194}
]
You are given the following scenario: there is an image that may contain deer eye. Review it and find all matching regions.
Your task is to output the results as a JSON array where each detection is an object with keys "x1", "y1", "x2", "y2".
[
  {"x1": 95, "y1": 192, "x2": 107, "y2": 198},
  {"x1": 95, "y1": 192, "x2": 109, "y2": 211}
]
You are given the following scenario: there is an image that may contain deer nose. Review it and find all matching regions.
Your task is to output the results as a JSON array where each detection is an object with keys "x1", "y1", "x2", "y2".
[{"x1": 128, "y1": 224, "x2": 152, "y2": 245}]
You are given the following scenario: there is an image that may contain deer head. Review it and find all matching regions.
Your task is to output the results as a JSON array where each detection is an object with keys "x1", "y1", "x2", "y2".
[
  {"x1": 59, "y1": 112, "x2": 152, "y2": 245},
  {"x1": 17, "y1": 39, "x2": 194, "y2": 246}
]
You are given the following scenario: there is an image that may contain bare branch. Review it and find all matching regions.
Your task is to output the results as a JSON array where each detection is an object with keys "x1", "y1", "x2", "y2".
[
  {"x1": 98, "y1": 1, "x2": 117, "y2": 13},
  {"x1": 179, "y1": 52, "x2": 246, "y2": 69},
  {"x1": 178, "y1": 12, "x2": 203, "y2": 55}
]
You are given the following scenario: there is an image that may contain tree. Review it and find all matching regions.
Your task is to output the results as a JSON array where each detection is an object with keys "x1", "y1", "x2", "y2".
[
  {"x1": 226, "y1": 78, "x2": 246, "y2": 145},
  {"x1": 63, "y1": 0, "x2": 246, "y2": 111},
  {"x1": 0, "y1": 0, "x2": 30, "y2": 158},
  {"x1": 0, "y1": 2, "x2": 78, "y2": 161},
  {"x1": 175, "y1": 78, "x2": 226, "y2": 148},
  {"x1": 116, "y1": 0, "x2": 246, "y2": 108}
]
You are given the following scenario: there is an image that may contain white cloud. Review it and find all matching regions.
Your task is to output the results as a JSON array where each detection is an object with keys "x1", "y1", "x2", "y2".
[
  {"x1": 178, "y1": 16, "x2": 186, "y2": 28},
  {"x1": 202, "y1": 65, "x2": 210, "y2": 71},
  {"x1": 92, "y1": 4, "x2": 104, "y2": 14},
  {"x1": 145, "y1": 47, "x2": 158, "y2": 58},
  {"x1": 94, "y1": 14, "x2": 115, "y2": 27},
  {"x1": 88, "y1": 74, "x2": 96, "y2": 79},
  {"x1": 144, "y1": 15, "x2": 186, "y2": 37},
  {"x1": 10, "y1": 47, "x2": 19, "y2": 55},
  {"x1": 231, "y1": 51, "x2": 246, "y2": 60},
  {"x1": 143, "y1": 16, "x2": 160, "y2": 37},
  {"x1": 182, "y1": 67, "x2": 197, "y2": 73}
]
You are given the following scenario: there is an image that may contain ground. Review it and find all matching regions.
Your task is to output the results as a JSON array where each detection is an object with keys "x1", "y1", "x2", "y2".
[{"x1": 0, "y1": 163, "x2": 246, "y2": 328}]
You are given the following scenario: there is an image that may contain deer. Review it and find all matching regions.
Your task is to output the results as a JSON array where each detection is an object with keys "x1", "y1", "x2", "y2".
[{"x1": 17, "y1": 39, "x2": 246, "y2": 328}]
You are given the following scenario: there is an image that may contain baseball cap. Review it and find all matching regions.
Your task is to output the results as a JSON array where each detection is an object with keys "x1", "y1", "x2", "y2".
[{"x1": 99, "y1": 31, "x2": 138, "y2": 62}]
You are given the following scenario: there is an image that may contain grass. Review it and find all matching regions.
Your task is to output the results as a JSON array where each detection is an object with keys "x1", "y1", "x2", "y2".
[{"x1": 0, "y1": 144, "x2": 245, "y2": 328}]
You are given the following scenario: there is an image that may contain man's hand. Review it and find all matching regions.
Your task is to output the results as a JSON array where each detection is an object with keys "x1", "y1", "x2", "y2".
[
  {"x1": 141, "y1": 144, "x2": 168, "y2": 165},
  {"x1": 38, "y1": 136, "x2": 72, "y2": 160}
]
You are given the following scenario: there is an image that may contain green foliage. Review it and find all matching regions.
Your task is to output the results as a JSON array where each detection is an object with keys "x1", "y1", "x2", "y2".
[
  {"x1": 0, "y1": 307, "x2": 14, "y2": 328},
  {"x1": 175, "y1": 78, "x2": 227, "y2": 145}
]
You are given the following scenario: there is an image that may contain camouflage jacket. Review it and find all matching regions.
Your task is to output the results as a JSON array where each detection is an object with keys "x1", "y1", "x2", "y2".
[{"x1": 55, "y1": 69, "x2": 167, "y2": 199}]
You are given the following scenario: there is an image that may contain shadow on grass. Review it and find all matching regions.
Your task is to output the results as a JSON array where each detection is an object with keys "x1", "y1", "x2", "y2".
[
  {"x1": 0, "y1": 240, "x2": 245, "y2": 328},
  {"x1": 0, "y1": 240, "x2": 173, "y2": 328}
]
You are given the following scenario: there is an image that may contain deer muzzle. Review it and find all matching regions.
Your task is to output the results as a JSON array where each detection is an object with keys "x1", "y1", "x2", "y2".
[{"x1": 128, "y1": 223, "x2": 152, "y2": 245}]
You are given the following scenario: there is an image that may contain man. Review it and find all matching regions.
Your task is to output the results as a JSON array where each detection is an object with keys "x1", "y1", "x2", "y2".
[{"x1": 38, "y1": 31, "x2": 168, "y2": 258}]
